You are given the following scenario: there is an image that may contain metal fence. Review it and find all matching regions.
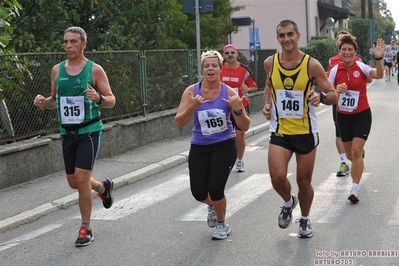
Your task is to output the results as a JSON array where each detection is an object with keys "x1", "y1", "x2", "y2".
[{"x1": 0, "y1": 49, "x2": 269, "y2": 144}]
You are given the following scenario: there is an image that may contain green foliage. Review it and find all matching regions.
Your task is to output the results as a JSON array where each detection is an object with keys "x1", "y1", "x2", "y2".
[
  {"x1": 0, "y1": 0, "x2": 32, "y2": 103},
  {"x1": 0, "y1": 0, "x2": 22, "y2": 53},
  {"x1": 348, "y1": 18, "x2": 370, "y2": 58},
  {"x1": 11, "y1": 0, "x2": 172, "y2": 52},
  {"x1": 164, "y1": 0, "x2": 242, "y2": 49},
  {"x1": 10, "y1": 0, "x2": 242, "y2": 52},
  {"x1": 299, "y1": 38, "x2": 337, "y2": 71},
  {"x1": 373, "y1": 22, "x2": 385, "y2": 40}
]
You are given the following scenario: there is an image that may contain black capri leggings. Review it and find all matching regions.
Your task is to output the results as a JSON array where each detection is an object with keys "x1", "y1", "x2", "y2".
[{"x1": 188, "y1": 138, "x2": 237, "y2": 202}]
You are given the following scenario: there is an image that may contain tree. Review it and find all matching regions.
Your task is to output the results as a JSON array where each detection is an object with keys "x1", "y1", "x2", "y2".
[
  {"x1": 11, "y1": 0, "x2": 173, "y2": 52},
  {"x1": 9, "y1": 0, "x2": 242, "y2": 52},
  {"x1": 177, "y1": 0, "x2": 243, "y2": 49},
  {"x1": 0, "y1": 0, "x2": 22, "y2": 53},
  {"x1": 348, "y1": 18, "x2": 370, "y2": 57},
  {"x1": 348, "y1": 0, "x2": 395, "y2": 41}
]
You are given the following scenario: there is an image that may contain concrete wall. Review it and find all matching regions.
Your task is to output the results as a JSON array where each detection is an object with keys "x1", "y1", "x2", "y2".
[{"x1": 0, "y1": 91, "x2": 265, "y2": 190}]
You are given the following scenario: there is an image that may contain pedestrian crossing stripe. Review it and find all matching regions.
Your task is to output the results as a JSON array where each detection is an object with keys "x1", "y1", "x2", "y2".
[
  {"x1": 0, "y1": 171, "x2": 379, "y2": 254},
  {"x1": 91, "y1": 172, "x2": 372, "y2": 223},
  {"x1": 91, "y1": 174, "x2": 189, "y2": 220},
  {"x1": 180, "y1": 173, "x2": 276, "y2": 221},
  {"x1": 293, "y1": 173, "x2": 370, "y2": 223},
  {"x1": 388, "y1": 198, "x2": 399, "y2": 225}
]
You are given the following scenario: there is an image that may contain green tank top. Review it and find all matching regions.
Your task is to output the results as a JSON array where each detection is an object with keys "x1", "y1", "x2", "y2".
[{"x1": 56, "y1": 60, "x2": 103, "y2": 135}]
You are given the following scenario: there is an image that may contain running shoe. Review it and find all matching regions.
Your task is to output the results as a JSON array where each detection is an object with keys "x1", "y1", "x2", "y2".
[
  {"x1": 212, "y1": 221, "x2": 231, "y2": 240},
  {"x1": 207, "y1": 205, "x2": 217, "y2": 228},
  {"x1": 336, "y1": 162, "x2": 349, "y2": 177},
  {"x1": 97, "y1": 177, "x2": 114, "y2": 209},
  {"x1": 236, "y1": 160, "x2": 245, "y2": 172},
  {"x1": 278, "y1": 195, "x2": 298, "y2": 229},
  {"x1": 297, "y1": 218, "x2": 313, "y2": 238},
  {"x1": 75, "y1": 226, "x2": 94, "y2": 247},
  {"x1": 348, "y1": 187, "x2": 360, "y2": 203}
]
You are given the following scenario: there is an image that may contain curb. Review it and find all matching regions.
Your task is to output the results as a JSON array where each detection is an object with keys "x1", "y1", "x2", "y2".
[{"x1": 0, "y1": 123, "x2": 268, "y2": 232}]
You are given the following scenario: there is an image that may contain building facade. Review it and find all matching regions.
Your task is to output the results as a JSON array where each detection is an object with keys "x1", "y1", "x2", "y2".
[{"x1": 229, "y1": 0, "x2": 354, "y2": 50}]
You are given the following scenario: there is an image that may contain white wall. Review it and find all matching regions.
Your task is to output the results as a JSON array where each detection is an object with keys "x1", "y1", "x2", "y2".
[{"x1": 229, "y1": 0, "x2": 320, "y2": 50}]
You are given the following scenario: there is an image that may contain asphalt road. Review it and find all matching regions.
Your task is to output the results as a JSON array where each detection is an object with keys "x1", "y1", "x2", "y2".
[{"x1": 0, "y1": 77, "x2": 398, "y2": 266}]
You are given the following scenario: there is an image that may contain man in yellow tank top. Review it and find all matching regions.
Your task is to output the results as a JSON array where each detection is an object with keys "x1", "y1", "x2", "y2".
[{"x1": 263, "y1": 20, "x2": 337, "y2": 238}]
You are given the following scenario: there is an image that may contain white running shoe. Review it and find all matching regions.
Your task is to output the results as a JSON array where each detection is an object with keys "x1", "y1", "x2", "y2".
[
  {"x1": 236, "y1": 160, "x2": 245, "y2": 172},
  {"x1": 348, "y1": 187, "x2": 360, "y2": 203},
  {"x1": 297, "y1": 218, "x2": 313, "y2": 238},
  {"x1": 212, "y1": 221, "x2": 231, "y2": 240},
  {"x1": 278, "y1": 195, "x2": 299, "y2": 229}
]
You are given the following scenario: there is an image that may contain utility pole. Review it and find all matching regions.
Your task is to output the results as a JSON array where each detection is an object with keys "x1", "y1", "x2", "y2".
[
  {"x1": 195, "y1": 0, "x2": 201, "y2": 82},
  {"x1": 183, "y1": 0, "x2": 213, "y2": 82}
]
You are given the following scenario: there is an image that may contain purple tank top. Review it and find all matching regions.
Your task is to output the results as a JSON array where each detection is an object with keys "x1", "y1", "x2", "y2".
[{"x1": 191, "y1": 82, "x2": 235, "y2": 145}]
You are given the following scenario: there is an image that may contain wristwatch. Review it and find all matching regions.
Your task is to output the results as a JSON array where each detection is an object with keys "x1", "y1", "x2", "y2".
[
  {"x1": 319, "y1": 92, "x2": 326, "y2": 104},
  {"x1": 98, "y1": 95, "x2": 105, "y2": 105},
  {"x1": 233, "y1": 109, "x2": 243, "y2": 116}
]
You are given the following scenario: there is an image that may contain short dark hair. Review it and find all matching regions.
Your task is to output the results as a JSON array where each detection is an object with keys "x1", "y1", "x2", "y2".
[
  {"x1": 64, "y1": 26, "x2": 87, "y2": 42},
  {"x1": 276, "y1": 20, "x2": 299, "y2": 34},
  {"x1": 339, "y1": 34, "x2": 358, "y2": 51}
]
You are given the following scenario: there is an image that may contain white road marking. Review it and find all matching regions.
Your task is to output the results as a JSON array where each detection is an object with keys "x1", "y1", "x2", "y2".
[
  {"x1": 0, "y1": 224, "x2": 63, "y2": 252},
  {"x1": 292, "y1": 173, "x2": 370, "y2": 223},
  {"x1": 91, "y1": 174, "x2": 189, "y2": 220},
  {"x1": 388, "y1": 198, "x2": 399, "y2": 225},
  {"x1": 0, "y1": 170, "x2": 377, "y2": 254},
  {"x1": 180, "y1": 173, "x2": 275, "y2": 221}
]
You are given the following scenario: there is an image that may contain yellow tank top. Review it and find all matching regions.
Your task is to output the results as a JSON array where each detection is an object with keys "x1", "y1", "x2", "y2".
[{"x1": 270, "y1": 52, "x2": 318, "y2": 134}]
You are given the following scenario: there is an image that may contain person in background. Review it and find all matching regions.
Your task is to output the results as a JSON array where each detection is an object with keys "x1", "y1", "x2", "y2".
[
  {"x1": 397, "y1": 48, "x2": 399, "y2": 85},
  {"x1": 390, "y1": 40, "x2": 397, "y2": 76},
  {"x1": 263, "y1": 20, "x2": 337, "y2": 238},
  {"x1": 33, "y1": 26, "x2": 116, "y2": 247},
  {"x1": 383, "y1": 46, "x2": 393, "y2": 82},
  {"x1": 328, "y1": 34, "x2": 384, "y2": 203},
  {"x1": 220, "y1": 44, "x2": 257, "y2": 172},
  {"x1": 327, "y1": 30, "x2": 369, "y2": 177},
  {"x1": 175, "y1": 50, "x2": 250, "y2": 240}
]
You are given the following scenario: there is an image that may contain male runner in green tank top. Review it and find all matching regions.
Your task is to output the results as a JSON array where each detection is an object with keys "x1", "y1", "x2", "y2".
[{"x1": 33, "y1": 26, "x2": 116, "y2": 247}]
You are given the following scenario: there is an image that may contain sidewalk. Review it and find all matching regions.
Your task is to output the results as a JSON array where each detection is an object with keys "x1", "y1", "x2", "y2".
[{"x1": 0, "y1": 110, "x2": 269, "y2": 232}]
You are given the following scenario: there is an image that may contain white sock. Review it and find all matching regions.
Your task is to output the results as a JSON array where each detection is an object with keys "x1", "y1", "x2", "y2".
[
  {"x1": 301, "y1": 215, "x2": 310, "y2": 220},
  {"x1": 340, "y1": 153, "x2": 349, "y2": 165},
  {"x1": 352, "y1": 183, "x2": 359, "y2": 190},
  {"x1": 283, "y1": 197, "x2": 293, "y2": 207}
]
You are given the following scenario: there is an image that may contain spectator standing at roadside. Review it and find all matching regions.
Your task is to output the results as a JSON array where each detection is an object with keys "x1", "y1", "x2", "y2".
[
  {"x1": 328, "y1": 34, "x2": 384, "y2": 202},
  {"x1": 220, "y1": 44, "x2": 257, "y2": 172},
  {"x1": 33, "y1": 26, "x2": 116, "y2": 247},
  {"x1": 263, "y1": 20, "x2": 337, "y2": 238},
  {"x1": 175, "y1": 50, "x2": 250, "y2": 240}
]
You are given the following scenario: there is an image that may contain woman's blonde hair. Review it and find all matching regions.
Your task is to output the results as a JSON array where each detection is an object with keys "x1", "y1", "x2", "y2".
[{"x1": 201, "y1": 50, "x2": 223, "y2": 68}]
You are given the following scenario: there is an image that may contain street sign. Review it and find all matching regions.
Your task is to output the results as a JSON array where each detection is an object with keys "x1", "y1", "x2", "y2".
[
  {"x1": 249, "y1": 27, "x2": 260, "y2": 43},
  {"x1": 182, "y1": 0, "x2": 214, "y2": 13},
  {"x1": 249, "y1": 42, "x2": 261, "y2": 58},
  {"x1": 231, "y1": 16, "x2": 252, "y2": 26},
  {"x1": 249, "y1": 27, "x2": 261, "y2": 59}
]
